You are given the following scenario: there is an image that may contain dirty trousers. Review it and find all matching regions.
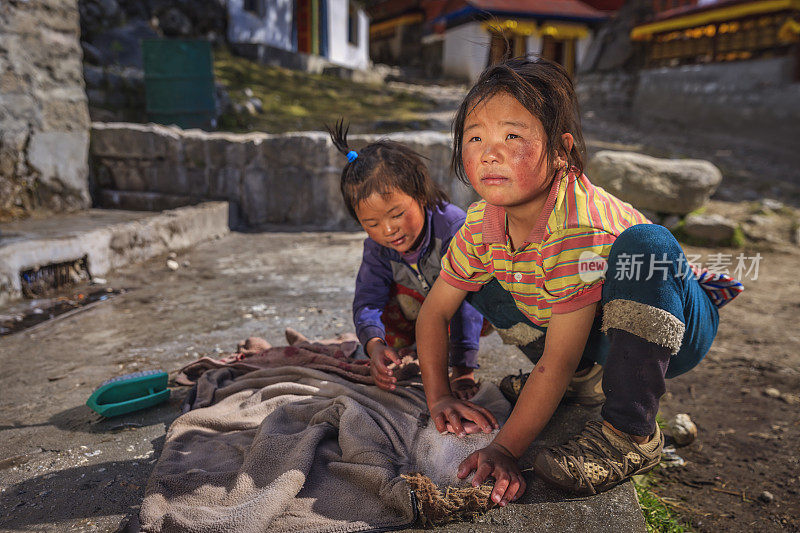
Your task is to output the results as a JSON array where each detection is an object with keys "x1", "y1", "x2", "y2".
[{"x1": 467, "y1": 224, "x2": 719, "y2": 436}]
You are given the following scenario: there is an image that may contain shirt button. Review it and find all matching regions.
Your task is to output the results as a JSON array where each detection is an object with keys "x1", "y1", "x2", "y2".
[{"x1": 514, "y1": 272, "x2": 523, "y2": 282}]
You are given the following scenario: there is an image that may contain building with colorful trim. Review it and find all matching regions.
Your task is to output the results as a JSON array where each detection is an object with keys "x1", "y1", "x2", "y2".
[
  {"x1": 631, "y1": 0, "x2": 800, "y2": 69},
  {"x1": 227, "y1": 0, "x2": 370, "y2": 70},
  {"x1": 368, "y1": 0, "x2": 608, "y2": 80}
]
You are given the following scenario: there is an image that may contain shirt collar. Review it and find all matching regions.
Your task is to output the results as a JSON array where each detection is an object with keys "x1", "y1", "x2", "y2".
[{"x1": 481, "y1": 172, "x2": 564, "y2": 246}]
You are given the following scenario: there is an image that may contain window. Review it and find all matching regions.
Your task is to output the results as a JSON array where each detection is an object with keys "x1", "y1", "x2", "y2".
[
  {"x1": 348, "y1": 2, "x2": 359, "y2": 45},
  {"x1": 243, "y1": 0, "x2": 264, "y2": 17}
]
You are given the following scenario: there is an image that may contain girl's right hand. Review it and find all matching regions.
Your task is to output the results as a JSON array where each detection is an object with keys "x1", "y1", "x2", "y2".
[
  {"x1": 429, "y1": 396, "x2": 498, "y2": 436},
  {"x1": 366, "y1": 338, "x2": 401, "y2": 391}
]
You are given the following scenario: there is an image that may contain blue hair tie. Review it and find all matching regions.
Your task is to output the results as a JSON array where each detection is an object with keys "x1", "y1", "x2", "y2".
[{"x1": 346, "y1": 150, "x2": 358, "y2": 163}]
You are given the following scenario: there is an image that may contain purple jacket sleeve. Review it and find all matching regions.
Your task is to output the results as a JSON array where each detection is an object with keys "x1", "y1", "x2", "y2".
[{"x1": 353, "y1": 238, "x2": 394, "y2": 347}]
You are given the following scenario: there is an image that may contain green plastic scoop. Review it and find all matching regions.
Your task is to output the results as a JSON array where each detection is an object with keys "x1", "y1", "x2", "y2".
[{"x1": 86, "y1": 370, "x2": 170, "y2": 417}]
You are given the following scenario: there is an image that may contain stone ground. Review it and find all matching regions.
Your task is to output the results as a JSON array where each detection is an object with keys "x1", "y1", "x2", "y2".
[{"x1": 0, "y1": 230, "x2": 645, "y2": 532}]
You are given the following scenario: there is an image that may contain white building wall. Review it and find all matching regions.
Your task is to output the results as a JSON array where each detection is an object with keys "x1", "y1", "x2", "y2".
[
  {"x1": 527, "y1": 34, "x2": 542, "y2": 57},
  {"x1": 327, "y1": 0, "x2": 370, "y2": 69},
  {"x1": 227, "y1": 0, "x2": 295, "y2": 50},
  {"x1": 443, "y1": 22, "x2": 490, "y2": 81}
]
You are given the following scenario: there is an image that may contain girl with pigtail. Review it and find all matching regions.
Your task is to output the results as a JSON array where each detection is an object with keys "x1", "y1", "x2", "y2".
[{"x1": 327, "y1": 121, "x2": 488, "y2": 400}]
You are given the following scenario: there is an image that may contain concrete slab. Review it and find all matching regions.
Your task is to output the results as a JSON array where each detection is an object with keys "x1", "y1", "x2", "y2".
[
  {"x1": 0, "y1": 203, "x2": 229, "y2": 305},
  {"x1": 0, "y1": 230, "x2": 644, "y2": 532}
]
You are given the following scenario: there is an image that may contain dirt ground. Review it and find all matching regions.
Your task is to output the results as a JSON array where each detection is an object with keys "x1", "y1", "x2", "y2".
[{"x1": 653, "y1": 243, "x2": 800, "y2": 532}]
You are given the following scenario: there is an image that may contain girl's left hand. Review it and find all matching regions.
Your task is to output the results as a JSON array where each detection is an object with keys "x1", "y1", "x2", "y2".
[{"x1": 457, "y1": 442, "x2": 526, "y2": 506}]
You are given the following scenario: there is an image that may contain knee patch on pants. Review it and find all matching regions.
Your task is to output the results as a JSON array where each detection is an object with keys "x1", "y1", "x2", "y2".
[{"x1": 601, "y1": 299, "x2": 685, "y2": 356}]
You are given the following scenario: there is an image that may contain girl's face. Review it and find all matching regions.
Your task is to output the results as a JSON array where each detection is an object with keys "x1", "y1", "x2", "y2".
[
  {"x1": 354, "y1": 189, "x2": 425, "y2": 253},
  {"x1": 461, "y1": 92, "x2": 557, "y2": 209}
]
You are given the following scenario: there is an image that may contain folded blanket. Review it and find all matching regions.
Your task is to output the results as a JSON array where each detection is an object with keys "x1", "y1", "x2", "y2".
[{"x1": 139, "y1": 366, "x2": 511, "y2": 533}]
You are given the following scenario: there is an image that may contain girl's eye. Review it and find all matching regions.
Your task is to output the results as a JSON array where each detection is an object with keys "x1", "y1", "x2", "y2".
[
  {"x1": 468, "y1": 136, "x2": 481, "y2": 142},
  {"x1": 507, "y1": 133, "x2": 519, "y2": 140},
  {"x1": 393, "y1": 211, "x2": 405, "y2": 219}
]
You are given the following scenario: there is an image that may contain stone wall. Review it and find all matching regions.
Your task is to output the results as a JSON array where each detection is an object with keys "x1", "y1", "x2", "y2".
[
  {"x1": 0, "y1": 0, "x2": 91, "y2": 220},
  {"x1": 90, "y1": 123, "x2": 475, "y2": 228},
  {"x1": 632, "y1": 58, "x2": 800, "y2": 151},
  {"x1": 577, "y1": 57, "x2": 800, "y2": 149}
]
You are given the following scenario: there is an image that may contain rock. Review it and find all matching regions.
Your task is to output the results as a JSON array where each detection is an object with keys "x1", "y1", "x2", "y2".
[
  {"x1": 243, "y1": 101, "x2": 258, "y2": 116},
  {"x1": 742, "y1": 214, "x2": 786, "y2": 244},
  {"x1": 244, "y1": 88, "x2": 254, "y2": 98},
  {"x1": 759, "y1": 490, "x2": 774, "y2": 503},
  {"x1": 166, "y1": 259, "x2": 179, "y2": 271},
  {"x1": 158, "y1": 8, "x2": 192, "y2": 37},
  {"x1": 661, "y1": 214, "x2": 682, "y2": 231},
  {"x1": 660, "y1": 445, "x2": 685, "y2": 468},
  {"x1": 249, "y1": 97, "x2": 263, "y2": 113},
  {"x1": 758, "y1": 198, "x2": 784, "y2": 213},
  {"x1": 780, "y1": 392, "x2": 799, "y2": 405},
  {"x1": 167, "y1": 252, "x2": 177, "y2": 260},
  {"x1": 586, "y1": 151, "x2": 722, "y2": 215},
  {"x1": 668, "y1": 413, "x2": 697, "y2": 447},
  {"x1": 765, "y1": 387, "x2": 781, "y2": 398},
  {"x1": 682, "y1": 214, "x2": 737, "y2": 244}
]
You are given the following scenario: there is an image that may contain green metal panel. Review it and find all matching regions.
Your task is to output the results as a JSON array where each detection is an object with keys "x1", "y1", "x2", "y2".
[{"x1": 143, "y1": 39, "x2": 216, "y2": 130}]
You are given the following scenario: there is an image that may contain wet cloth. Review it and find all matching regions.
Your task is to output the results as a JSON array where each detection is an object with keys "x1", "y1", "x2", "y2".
[{"x1": 138, "y1": 366, "x2": 511, "y2": 533}]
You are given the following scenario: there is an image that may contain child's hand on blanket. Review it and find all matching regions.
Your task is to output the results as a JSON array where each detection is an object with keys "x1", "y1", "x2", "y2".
[
  {"x1": 366, "y1": 338, "x2": 401, "y2": 391},
  {"x1": 429, "y1": 396, "x2": 498, "y2": 437},
  {"x1": 457, "y1": 442, "x2": 526, "y2": 507}
]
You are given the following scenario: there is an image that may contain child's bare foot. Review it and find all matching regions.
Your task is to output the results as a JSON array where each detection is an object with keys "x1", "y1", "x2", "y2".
[
  {"x1": 237, "y1": 337, "x2": 271, "y2": 354},
  {"x1": 450, "y1": 366, "x2": 480, "y2": 400}
]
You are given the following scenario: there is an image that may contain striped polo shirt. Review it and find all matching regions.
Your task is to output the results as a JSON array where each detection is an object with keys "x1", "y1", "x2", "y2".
[{"x1": 440, "y1": 170, "x2": 650, "y2": 326}]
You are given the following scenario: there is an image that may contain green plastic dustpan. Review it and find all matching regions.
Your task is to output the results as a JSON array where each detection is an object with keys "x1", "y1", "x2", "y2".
[{"x1": 86, "y1": 370, "x2": 170, "y2": 417}]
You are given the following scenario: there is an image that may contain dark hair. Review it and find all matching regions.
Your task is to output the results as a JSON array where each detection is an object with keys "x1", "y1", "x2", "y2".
[
  {"x1": 326, "y1": 120, "x2": 449, "y2": 221},
  {"x1": 451, "y1": 56, "x2": 586, "y2": 184}
]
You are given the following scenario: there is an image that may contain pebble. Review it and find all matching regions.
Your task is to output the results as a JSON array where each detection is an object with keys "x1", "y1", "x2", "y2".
[
  {"x1": 759, "y1": 199, "x2": 784, "y2": 212},
  {"x1": 668, "y1": 413, "x2": 697, "y2": 447},
  {"x1": 759, "y1": 490, "x2": 774, "y2": 503},
  {"x1": 168, "y1": 252, "x2": 177, "y2": 260},
  {"x1": 781, "y1": 393, "x2": 799, "y2": 405},
  {"x1": 166, "y1": 259, "x2": 180, "y2": 271},
  {"x1": 765, "y1": 387, "x2": 781, "y2": 398},
  {"x1": 660, "y1": 445, "x2": 685, "y2": 468}
]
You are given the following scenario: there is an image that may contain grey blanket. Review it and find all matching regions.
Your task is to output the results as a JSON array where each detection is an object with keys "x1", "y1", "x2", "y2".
[{"x1": 139, "y1": 366, "x2": 510, "y2": 533}]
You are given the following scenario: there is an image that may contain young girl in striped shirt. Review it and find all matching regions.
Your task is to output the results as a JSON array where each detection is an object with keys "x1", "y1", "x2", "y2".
[{"x1": 416, "y1": 57, "x2": 741, "y2": 505}]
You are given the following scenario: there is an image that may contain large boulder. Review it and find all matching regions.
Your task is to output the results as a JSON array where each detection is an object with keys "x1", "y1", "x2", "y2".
[
  {"x1": 683, "y1": 213, "x2": 737, "y2": 244},
  {"x1": 586, "y1": 151, "x2": 722, "y2": 215}
]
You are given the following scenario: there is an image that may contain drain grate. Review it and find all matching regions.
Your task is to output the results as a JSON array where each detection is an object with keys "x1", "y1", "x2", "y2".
[{"x1": 20, "y1": 256, "x2": 91, "y2": 298}]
